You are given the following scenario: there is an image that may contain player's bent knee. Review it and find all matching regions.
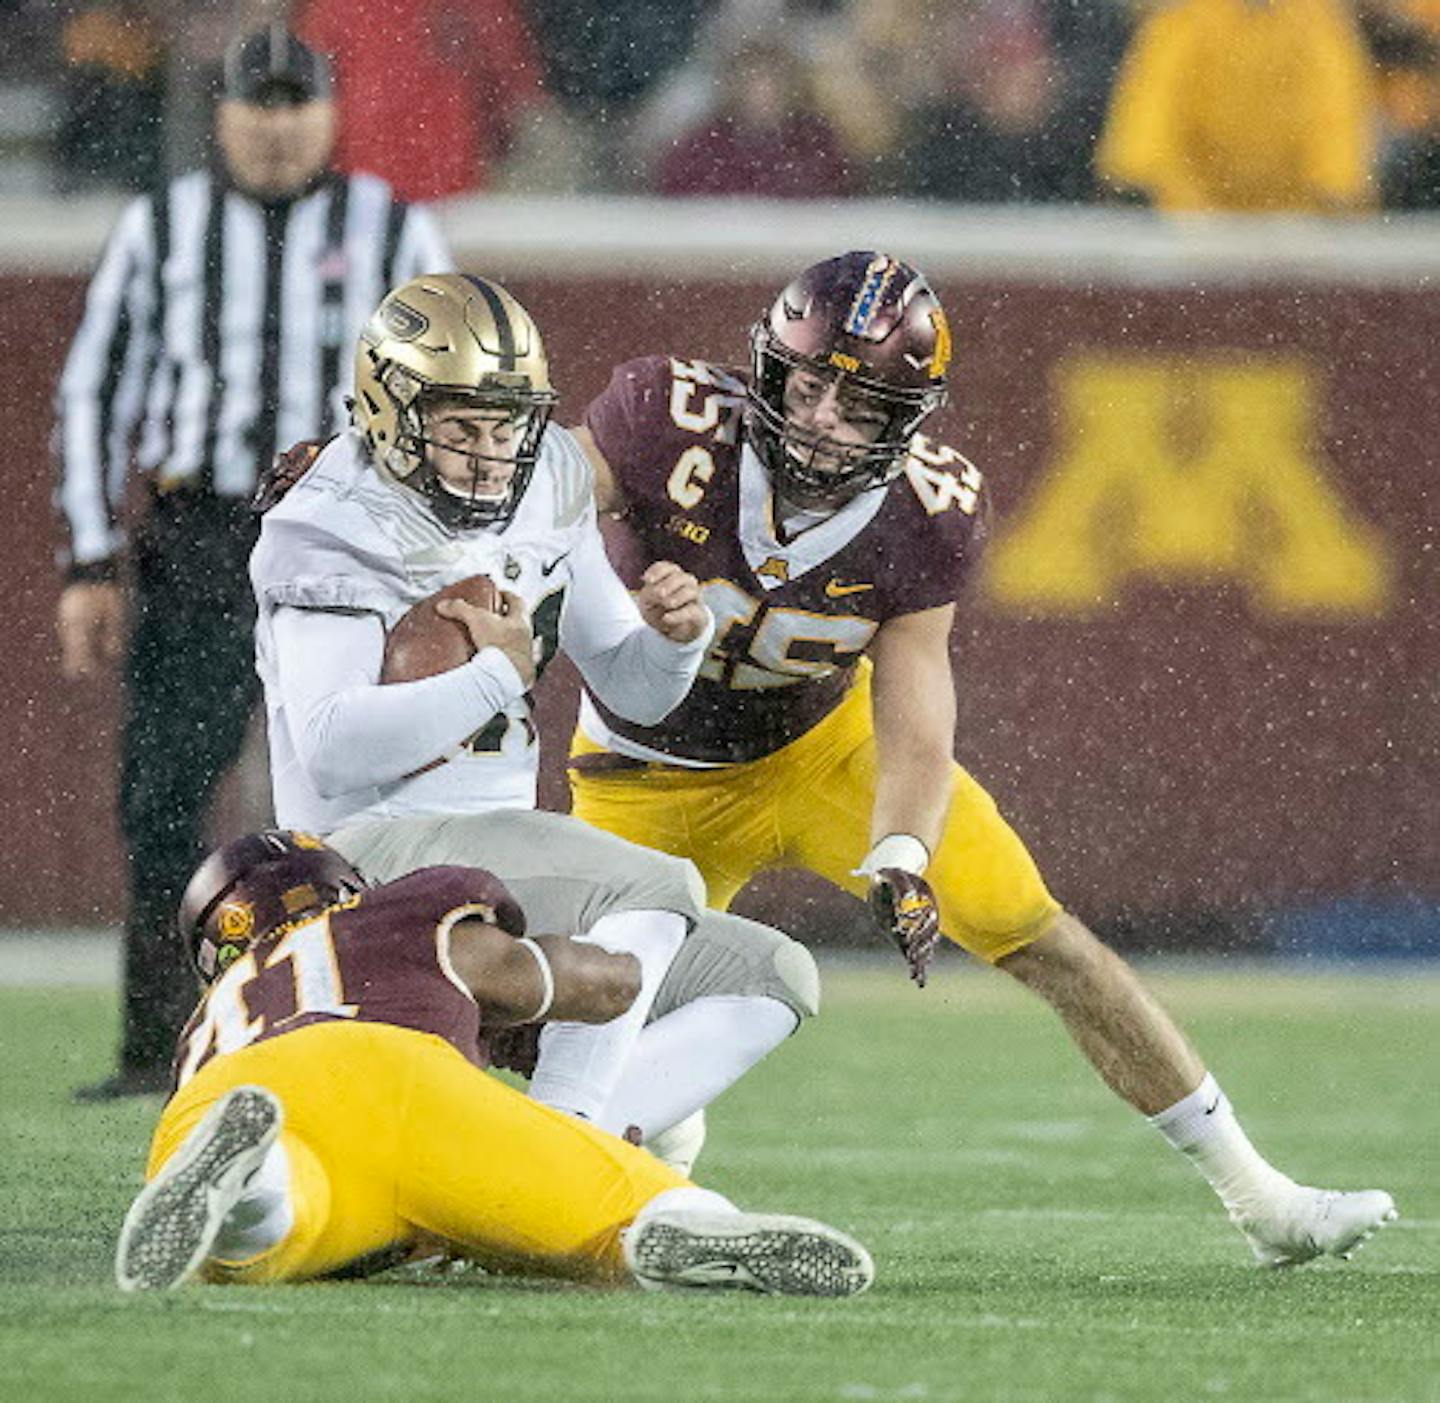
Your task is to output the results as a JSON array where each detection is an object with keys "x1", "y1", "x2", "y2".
[
  {"x1": 668, "y1": 855, "x2": 709, "y2": 922},
  {"x1": 654, "y1": 911, "x2": 819, "y2": 1022},
  {"x1": 996, "y1": 909, "x2": 1109, "y2": 984},
  {"x1": 771, "y1": 938, "x2": 821, "y2": 1021}
]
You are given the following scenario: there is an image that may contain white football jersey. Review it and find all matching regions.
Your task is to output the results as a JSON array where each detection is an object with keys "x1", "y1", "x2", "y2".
[{"x1": 252, "y1": 427, "x2": 601, "y2": 830}]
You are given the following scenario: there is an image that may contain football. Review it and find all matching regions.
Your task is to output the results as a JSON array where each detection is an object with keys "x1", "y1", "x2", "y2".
[{"x1": 380, "y1": 574, "x2": 502, "y2": 683}]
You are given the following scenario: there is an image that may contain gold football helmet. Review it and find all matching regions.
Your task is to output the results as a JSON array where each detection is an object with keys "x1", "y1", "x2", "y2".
[{"x1": 352, "y1": 273, "x2": 559, "y2": 530}]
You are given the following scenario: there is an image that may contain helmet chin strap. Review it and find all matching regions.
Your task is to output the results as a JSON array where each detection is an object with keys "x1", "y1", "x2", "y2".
[
  {"x1": 778, "y1": 431, "x2": 891, "y2": 507},
  {"x1": 414, "y1": 432, "x2": 519, "y2": 507}
]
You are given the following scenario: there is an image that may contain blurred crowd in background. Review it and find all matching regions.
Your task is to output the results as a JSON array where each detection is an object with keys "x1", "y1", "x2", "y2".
[{"x1": 5, "y1": 0, "x2": 1440, "y2": 211}]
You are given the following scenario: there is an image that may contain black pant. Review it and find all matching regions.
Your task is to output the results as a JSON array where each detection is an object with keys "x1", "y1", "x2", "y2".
[{"x1": 114, "y1": 492, "x2": 260, "y2": 1075}]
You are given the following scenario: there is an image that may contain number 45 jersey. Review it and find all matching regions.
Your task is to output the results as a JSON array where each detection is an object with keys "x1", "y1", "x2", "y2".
[{"x1": 580, "y1": 355, "x2": 988, "y2": 766}]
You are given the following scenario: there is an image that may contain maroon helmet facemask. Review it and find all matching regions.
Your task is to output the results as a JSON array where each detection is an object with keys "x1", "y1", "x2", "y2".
[{"x1": 747, "y1": 251, "x2": 951, "y2": 508}]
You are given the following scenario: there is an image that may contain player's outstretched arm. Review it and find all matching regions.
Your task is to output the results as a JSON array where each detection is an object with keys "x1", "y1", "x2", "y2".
[
  {"x1": 449, "y1": 920, "x2": 641, "y2": 1027},
  {"x1": 860, "y1": 605, "x2": 959, "y2": 985},
  {"x1": 867, "y1": 604, "x2": 957, "y2": 856}
]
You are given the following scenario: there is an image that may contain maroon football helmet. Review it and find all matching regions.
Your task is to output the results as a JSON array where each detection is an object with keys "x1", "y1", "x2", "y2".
[
  {"x1": 177, "y1": 830, "x2": 369, "y2": 984},
  {"x1": 747, "y1": 251, "x2": 951, "y2": 507}
]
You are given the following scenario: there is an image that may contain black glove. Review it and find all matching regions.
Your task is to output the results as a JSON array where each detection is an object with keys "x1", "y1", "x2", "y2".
[
  {"x1": 487, "y1": 1022, "x2": 542, "y2": 1077},
  {"x1": 868, "y1": 868, "x2": 942, "y2": 988}
]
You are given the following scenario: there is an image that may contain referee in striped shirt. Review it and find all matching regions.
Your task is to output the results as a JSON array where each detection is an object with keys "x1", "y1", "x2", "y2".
[{"x1": 55, "y1": 27, "x2": 453, "y2": 1099}]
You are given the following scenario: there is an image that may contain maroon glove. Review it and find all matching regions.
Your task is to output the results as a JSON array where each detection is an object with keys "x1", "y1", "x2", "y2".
[
  {"x1": 252, "y1": 437, "x2": 329, "y2": 514},
  {"x1": 869, "y1": 868, "x2": 942, "y2": 988},
  {"x1": 487, "y1": 1022, "x2": 542, "y2": 1078}
]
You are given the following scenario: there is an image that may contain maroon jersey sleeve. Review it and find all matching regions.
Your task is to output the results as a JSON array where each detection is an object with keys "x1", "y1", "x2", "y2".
[
  {"x1": 584, "y1": 355, "x2": 670, "y2": 493},
  {"x1": 327, "y1": 866, "x2": 525, "y2": 1050},
  {"x1": 171, "y1": 866, "x2": 529, "y2": 1087}
]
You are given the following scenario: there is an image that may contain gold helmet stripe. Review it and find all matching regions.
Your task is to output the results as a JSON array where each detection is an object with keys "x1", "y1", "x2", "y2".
[{"x1": 464, "y1": 275, "x2": 516, "y2": 372}]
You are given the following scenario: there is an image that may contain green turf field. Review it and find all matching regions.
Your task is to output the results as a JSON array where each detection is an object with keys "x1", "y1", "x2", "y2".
[{"x1": 1, "y1": 962, "x2": 1435, "y2": 1402}]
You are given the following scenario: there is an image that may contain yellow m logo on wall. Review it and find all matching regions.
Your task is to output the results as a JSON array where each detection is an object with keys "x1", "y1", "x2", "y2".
[{"x1": 982, "y1": 357, "x2": 1392, "y2": 617}]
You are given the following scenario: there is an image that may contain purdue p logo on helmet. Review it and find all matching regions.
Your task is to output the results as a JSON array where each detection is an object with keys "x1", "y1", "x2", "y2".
[{"x1": 352, "y1": 273, "x2": 559, "y2": 530}]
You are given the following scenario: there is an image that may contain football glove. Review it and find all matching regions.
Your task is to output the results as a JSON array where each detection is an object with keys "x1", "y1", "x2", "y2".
[
  {"x1": 868, "y1": 868, "x2": 941, "y2": 988},
  {"x1": 252, "y1": 437, "x2": 327, "y2": 514},
  {"x1": 487, "y1": 1023, "x2": 542, "y2": 1078}
]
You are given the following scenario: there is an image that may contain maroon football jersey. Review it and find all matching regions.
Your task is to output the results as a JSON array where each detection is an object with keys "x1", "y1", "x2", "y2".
[
  {"x1": 584, "y1": 355, "x2": 986, "y2": 764},
  {"x1": 172, "y1": 866, "x2": 523, "y2": 1090}
]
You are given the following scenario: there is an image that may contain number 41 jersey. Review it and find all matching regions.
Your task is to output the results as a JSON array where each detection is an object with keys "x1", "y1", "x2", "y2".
[
  {"x1": 171, "y1": 866, "x2": 521, "y2": 1091},
  {"x1": 581, "y1": 355, "x2": 987, "y2": 766}
]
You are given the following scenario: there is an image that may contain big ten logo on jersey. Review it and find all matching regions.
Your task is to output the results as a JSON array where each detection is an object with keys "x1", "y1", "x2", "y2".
[
  {"x1": 666, "y1": 359, "x2": 746, "y2": 510},
  {"x1": 903, "y1": 435, "x2": 983, "y2": 515},
  {"x1": 460, "y1": 589, "x2": 563, "y2": 757},
  {"x1": 698, "y1": 579, "x2": 878, "y2": 690},
  {"x1": 665, "y1": 511, "x2": 711, "y2": 545},
  {"x1": 983, "y1": 356, "x2": 1393, "y2": 618}
]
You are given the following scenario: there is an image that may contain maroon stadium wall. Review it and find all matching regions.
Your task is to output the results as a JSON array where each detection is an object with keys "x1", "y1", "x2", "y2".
[{"x1": 2, "y1": 219, "x2": 1435, "y2": 951}]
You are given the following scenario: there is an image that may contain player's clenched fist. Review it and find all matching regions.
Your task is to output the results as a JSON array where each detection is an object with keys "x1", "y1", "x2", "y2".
[
  {"x1": 57, "y1": 581, "x2": 126, "y2": 680},
  {"x1": 636, "y1": 560, "x2": 709, "y2": 644},
  {"x1": 869, "y1": 868, "x2": 942, "y2": 988}
]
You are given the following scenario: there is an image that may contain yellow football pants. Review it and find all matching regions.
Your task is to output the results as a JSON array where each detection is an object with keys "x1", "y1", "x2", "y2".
[
  {"x1": 571, "y1": 678, "x2": 1061, "y2": 964},
  {"x1": 146, "y1": 1021, "x2": 689, "y2": 1284}
]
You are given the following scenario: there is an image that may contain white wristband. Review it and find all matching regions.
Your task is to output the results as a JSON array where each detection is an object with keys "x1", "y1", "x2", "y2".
[
  {"x1": 514, "y1": 937, "x2": 555, "y2": 1022},
  {"x1": 855, "y1": 833, "x2": 930, "y2": 878}
]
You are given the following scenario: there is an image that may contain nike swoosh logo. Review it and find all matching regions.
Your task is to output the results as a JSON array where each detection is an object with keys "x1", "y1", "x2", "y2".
[
  {"x1": 1204, "y1": 1098, "x2": 1221, "y2": 1115},
  {"x1": 540, "y1": 552, "x2": 571, "y2": 577},
  {"x1": 825, "y1": 579, "x2": 874, "y2": 598}
]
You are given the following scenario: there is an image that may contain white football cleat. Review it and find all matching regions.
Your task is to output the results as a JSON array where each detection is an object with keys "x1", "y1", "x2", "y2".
[
  {"x1": 115, "y1": 1086, "x2": 282, "y2": 1292},
  {"x1": 1234, "y1": 1185, "x2": 1398, "y2": 1268},
  {"x1": 623, "y1": 1209, "x2": 874, "y2": 1297}
]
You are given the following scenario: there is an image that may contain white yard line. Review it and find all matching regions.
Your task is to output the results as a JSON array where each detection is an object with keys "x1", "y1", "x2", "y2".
[{"x1": 0, "y1": 930, "x2": 119, "y2": 987}]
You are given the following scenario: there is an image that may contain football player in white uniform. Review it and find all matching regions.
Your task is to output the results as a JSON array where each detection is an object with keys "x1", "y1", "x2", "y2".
[{"x1": 250, "y1": 275, "x2": 818, "y2": 1170}]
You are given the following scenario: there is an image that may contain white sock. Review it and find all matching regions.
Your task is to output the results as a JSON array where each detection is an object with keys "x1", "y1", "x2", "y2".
[
  {"x1": 1148, "y1": 1072, "x2": 1292, "y2": 1217},
  {"x1": 598, "y1": 995, "x2": 798, "y2": 1140},
  {"x1": 211, "y1": 1141, "x2": 295, "y2": 1262},
  {"x1": 529, "y1": 909, "x2": 686, "y2": 1123},
  {"x1": 634, "y1": 1185, "x2": 740, "y2": 1225},
  {"x1": 643, "y1": 1110, "x2": 708, "y2": 1178}
]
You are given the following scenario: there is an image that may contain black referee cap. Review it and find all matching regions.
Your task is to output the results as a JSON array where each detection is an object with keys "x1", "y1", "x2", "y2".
[{"x1": 222, "y1": 25, "x2": 332, "y2": 107}]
